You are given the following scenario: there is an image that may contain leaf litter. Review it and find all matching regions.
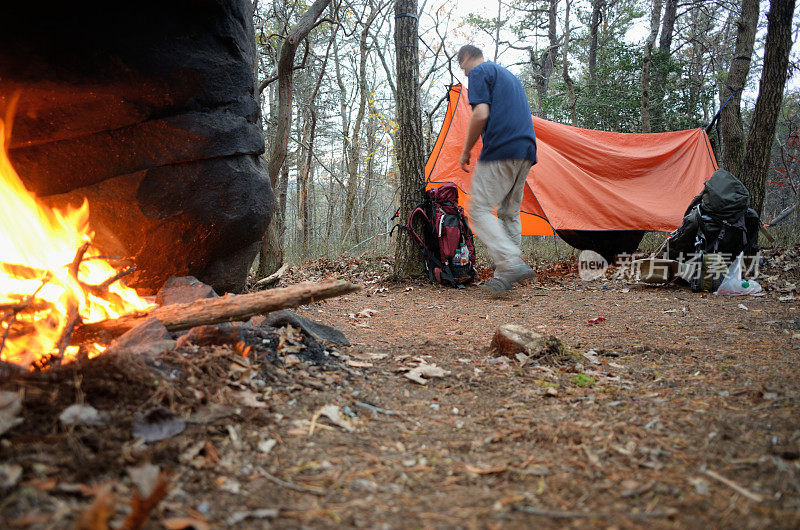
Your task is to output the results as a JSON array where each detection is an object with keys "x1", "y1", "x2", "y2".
[{"x1": 1, "y1": 248, "x2": 799, "y2": 528}]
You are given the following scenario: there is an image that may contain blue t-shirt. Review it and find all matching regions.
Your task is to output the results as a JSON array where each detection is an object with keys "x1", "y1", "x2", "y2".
[{"x1": 467, "y1": 61, "x2": 537, "y2": 163}]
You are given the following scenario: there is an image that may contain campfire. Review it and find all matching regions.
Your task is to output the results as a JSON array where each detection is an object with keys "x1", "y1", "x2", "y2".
[{"x1": 0, "y1": 116, "x2": 152, "y2": 370}]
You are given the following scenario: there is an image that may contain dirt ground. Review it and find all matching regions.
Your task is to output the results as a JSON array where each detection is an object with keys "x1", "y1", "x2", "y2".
[{"x1": 1, "y1": 248, "x2": 799, "y2": 529}]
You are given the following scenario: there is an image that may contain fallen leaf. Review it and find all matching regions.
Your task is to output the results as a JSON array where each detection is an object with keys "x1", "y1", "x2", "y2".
[
  {"x1": 349, "y1": 352, "x2": 388, "y2": 361},
  {"x1": 0, "y1": 464, "x2": 22, "y2": 488},
  {"x1": 162, "y1": 517, "x2": 210, "y2": 530},
  {"x1": 346, "y1": 359, "x2": 373, "y2": 368},
  {"x1": 59, "y1": 404, "x2": 108, "y2": 427},
  {"x1": 25, "y1": 477, "x2": 57, "y2": 491},
  {"x1": 219, "y1": 477, "x2": 241, "y2": 493},
  {"x1": 179, "y1": 441, "x2": 205, "y2": 465},
  {"x1": 226, "y1": 509, "x2": 279, "y2": 525},
  {"x1": 127, "y1": 463, "x2": 161, "y2": 498},
  {"x1": 232, "y1": 389, "x2": 268, "y2": 408},
  {"x1": 75, "y1": 484, "x2": 114, "y2": 530},
  {"x1": 187, "y1": 403, "x2": 235, "y2": 424},
  {"x1": 315, "y1": 405, "x2": 355, "y2": 432},
  {"x1": 0, "y1": 391, "x2": 22, "y2": 436},
  {"x1": 464, "y1": 464, "x2": 508, "y2": 475},
  {"x1": 258, "y1": 438, "x2": 277, "y2": 453},
  {"x1": 277, "y1": 325, "x2": 305, "y2": 354},
  {"x1": 582, "y1": 350, "x2": 601, "y2": 365},
  {"x1": 123, "y1": 469, "x2": 170, "y2": 530},
  {"x1": 132, "y1": 407, "x2": 186, "y2": 443},
  {"x1": 404, "y1": 363, "x2": 451, "y2": 385},
  {"x1": 284, "y1": 354, "x2": 301, "y2": 367}
]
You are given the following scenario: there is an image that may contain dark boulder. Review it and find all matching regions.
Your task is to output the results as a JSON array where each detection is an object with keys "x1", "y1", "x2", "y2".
[{"x1": 0, "y1": 0, "x2": 272, "y2": 293}]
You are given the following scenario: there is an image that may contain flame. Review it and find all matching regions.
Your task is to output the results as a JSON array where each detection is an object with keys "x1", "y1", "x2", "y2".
[{"x1": 0, "y1": 118, "x2": 152, "y2": 369}]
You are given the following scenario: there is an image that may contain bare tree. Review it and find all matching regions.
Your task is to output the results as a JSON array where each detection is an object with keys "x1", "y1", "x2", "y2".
[
  {"x1": 393, "y1": 0, "x2": 426, "y2": 277},
  {"x1": 718, "y1": 0, "x2": 759, "y2": 177},
  {"x1": 588, "y1": 0, "x2": 605, "y2": 81},
  {"x1": 298, "y1": 36, "x2": 334, "y2": 259},
  {"x1": 641, "y1": 0, "x2": 664, "y2": 133},
  {"x1": 562, "y1": 0, "x2": 577, "y2": 126},
  {"x1": 342, "y1": 2, "x2": 386, "y2": 245},
  {"x1": 740, "y1": 0, "x2": 796, "y2": 215},
  {"x1": 256, "y1": 0, "x2": 332, "y2": 276}
]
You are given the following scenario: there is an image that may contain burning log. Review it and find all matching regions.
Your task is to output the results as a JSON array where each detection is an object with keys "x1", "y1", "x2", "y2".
[
  {"x1": 0, "y1": 263, "x2": 53, "y2": 281},
  {"x1": 0, "y1": 279, "x2": 50, "y2": 356},
  {"x1": 52, "y1": 241, "x2": 91, "y2": 366},
  {"x1": 74, "y1": 280, "x2": 360, "y2": 342}
]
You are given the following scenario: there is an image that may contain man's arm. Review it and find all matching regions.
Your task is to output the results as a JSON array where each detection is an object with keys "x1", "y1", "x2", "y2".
[{"x1": 459, "y1": 103, "x2": 489, "y2": 172}]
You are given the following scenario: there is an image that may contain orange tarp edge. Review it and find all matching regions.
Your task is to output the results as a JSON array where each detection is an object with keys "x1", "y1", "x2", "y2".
[{"x1": 425, "y1": 84, "x2": 718, "y2": 236}]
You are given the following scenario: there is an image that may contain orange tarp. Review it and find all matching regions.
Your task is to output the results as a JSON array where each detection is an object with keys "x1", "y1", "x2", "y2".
[{"x1": 425, "y1": 85, "x2": 718, "y2": 236}]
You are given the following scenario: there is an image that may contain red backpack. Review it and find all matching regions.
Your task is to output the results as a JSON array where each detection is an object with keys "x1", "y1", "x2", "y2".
[{"x1": 397, "y1": 183, "x2": 477, "y2": 287}]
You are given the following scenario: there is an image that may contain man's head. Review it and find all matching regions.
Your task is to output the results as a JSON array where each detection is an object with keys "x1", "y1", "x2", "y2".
[{"x1": 458, "y1": 45, "x2": 484, "y2": 76}]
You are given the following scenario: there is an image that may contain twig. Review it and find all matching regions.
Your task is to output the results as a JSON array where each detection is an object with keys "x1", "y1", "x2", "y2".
[
  {"x1": 69, "y1": 242, "x2": 91, "y2": 277},
  {"x1": 513, "y1": 505, "x2": 676, "y2": 520},
  {"x1": 703, "y1": 469, "x2": 765, "y2": 503},
  {"x1": 79, "y1": 265, "x2": 136, "y2": 297},
  {"x1": 0, "y1": 279, "x2": 49, "y2": 359},
  {"x1": 52, "y1": 242, "x2": 91, "y2": 366},
  {"x1": 255, "y1": 263, "x2": 288, "y2": 288},
  {"x1": 0, "y1": 300, "x2": 51, "y2": 313},
  {"x1": 257, "y1": 467, "x2": 326, "y2": 496}
]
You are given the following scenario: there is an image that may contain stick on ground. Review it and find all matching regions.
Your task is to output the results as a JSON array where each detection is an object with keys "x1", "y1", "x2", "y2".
[{"x1": 74, "y1": 280, "x2": 361, "y2": 342}]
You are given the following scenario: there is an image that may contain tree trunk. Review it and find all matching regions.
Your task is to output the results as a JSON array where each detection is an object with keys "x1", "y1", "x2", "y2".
[
  {"x1": 718, "y1": 0, "x2": 759, "y2": 178},
  {"x1": 658, "y1": 0, "x2": 677, "y2": 55},
  {"x1": 359, "y1": 110, "x2": 379, "y2": 248},
  {"x1": 258, "y1": 0, "x2": 330, "y2": 276},
  {"x1": 298, "y1": 35, "x2": 332, "y2": 260},
  {"x1": 393, "y1": 0, "x2": 426, "y2": 278},
  {"x1": 297, "y1": 112, "x2": 311, "y2": 259},
  {"x1": 533, "y1": 0, "x2": 559, "y2": 108},
  {"x1": 641, "y1": 0, "x2": 663, "y2": 133},
  {"x1": 494, "y1": 2, "x2": 502, "y2": 62},
  {"x1": 342, "y1": 5, "x2": 380, "y2": 246},
  {"x1": 741, "y1": 0, "x2": 795, "y2": 216},
  {"x1": 588, "y1": 0, "x2": 604, "y2": 82},
  {"x1": 562, "y1": 0, "x2": 577, "y2": 126},
  {"x1": 650, "y1": 0, "x2": 677, "y2": 131}
]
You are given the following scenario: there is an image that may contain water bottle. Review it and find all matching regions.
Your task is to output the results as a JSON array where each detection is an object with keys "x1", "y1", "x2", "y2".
[{"x1": 458, "y1": 243, "x2": 469, "y2": 266}]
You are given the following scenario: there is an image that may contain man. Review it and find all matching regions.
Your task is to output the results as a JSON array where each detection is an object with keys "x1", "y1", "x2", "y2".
[{"x1": 457, "y1": 44, "x2": 537, "y2": 295}]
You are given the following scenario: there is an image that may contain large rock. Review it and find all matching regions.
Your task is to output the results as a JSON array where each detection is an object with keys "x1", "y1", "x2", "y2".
[{"x1": 0, "y1": 0, "x2": 272, "y2": 293}]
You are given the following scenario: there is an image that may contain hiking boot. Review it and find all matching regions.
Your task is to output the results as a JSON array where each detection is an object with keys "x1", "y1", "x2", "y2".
[
  {"x1": 503, "y1": 262, "x2": 536, "y2": 284},
  {"x1": 480, "y1": 277, "x2": 512, "y2": 297}
]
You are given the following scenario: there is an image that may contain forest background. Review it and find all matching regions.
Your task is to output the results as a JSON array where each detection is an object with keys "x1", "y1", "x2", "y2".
[{"x1": 253, "y1": 0, "x2": 800, "y2": 275}]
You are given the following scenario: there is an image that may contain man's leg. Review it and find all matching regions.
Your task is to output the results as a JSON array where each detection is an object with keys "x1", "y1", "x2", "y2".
[
  {"x1": 469, "y1": 160, "x2": 524, "y2": 278},
  {"x1": 495, "y1": 160, "x2": 535, "y2": 282},
  {"x1": 497, "y1": 159, "x2": 532, "y2": 249}
]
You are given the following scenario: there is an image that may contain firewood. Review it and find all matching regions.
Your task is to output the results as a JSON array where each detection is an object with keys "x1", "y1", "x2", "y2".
[
  {"x1": 74, "y1": 280, "x2": 360, "y2": 342},
  {"x1": 52, "y1": 242, "x2": 90, "y2": 366},
  {"x1": 254, "y1": 263, "x2": 288, "y2": 288},
  {"x1": 0, "y1": 262, "x2": 52, "y2": 281}
]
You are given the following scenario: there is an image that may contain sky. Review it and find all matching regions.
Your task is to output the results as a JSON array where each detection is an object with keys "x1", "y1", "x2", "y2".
[{"x1": 442, "y1": 0, "x2": 800, "y2": 97}]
